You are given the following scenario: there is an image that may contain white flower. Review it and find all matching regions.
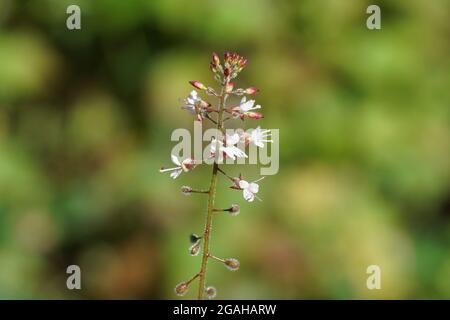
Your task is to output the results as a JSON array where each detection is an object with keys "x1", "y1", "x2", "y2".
[
  {"x1": 238, "y1": 96, "x2": 261, "y2": 112},
  {"x1": 181, "y1": 90, "x2": 201, "y2": 114},
  {"x1": 249, "y1": 127, "x2": 272, "y2": 148},
  {"x1": 159, "y1": 154, "x2": 198, "y2": 179},
  {"x1": 238, "y1": 177, "x2": 264, "y2": 202},
  {"x1": 181, "y1": 90, "x2": 208, "y2": 121},
  {"x1": 222, "y1": 133, "x2": 247, "y2": 160},
  {"x1": 210, "y1": 134, "x2": 247, "y2": 160}
]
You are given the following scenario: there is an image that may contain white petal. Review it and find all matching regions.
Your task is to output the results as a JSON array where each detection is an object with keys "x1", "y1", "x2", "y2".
[
  {"x1": 190, "y1": 90, "x2": 198, "y2": 98},
  {"x1": 226, "y1": 133, "x2": 240, "y2": 146},
  {"x1": 243, "y1": 189, "x2": 255, "y2": 202},
  {"x1": 222, "y1": 147, "x2": 236, "y2": 160},
  {"x1": 249, "y1": 182, "x2": 259, "y2": 194},
  {"x1": 171, "y1": 154, "x2": 181, "y2": 166},
  {"x1": 239, "y1": 180, "x2": 249, "y2": 189},
  {"x1": 240, "y1": 100, "x2": 255, "y2": 112},
  {"x1": 170, "y1": 169, "x2": 182, "y2": 179}
]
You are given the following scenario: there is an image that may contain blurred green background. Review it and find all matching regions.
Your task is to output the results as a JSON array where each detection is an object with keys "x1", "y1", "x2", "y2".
[{"x1": 0, "y1": 0, "x2": 449, "y2": 299}]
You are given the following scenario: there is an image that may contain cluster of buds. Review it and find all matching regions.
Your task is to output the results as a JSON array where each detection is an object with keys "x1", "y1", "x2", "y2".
[
  {"x1": 210, "y1": 52, "x2": 247, "y2": 84},
  {"x1": 160, "y1": 52, "x2": 271, "y2": 299}
]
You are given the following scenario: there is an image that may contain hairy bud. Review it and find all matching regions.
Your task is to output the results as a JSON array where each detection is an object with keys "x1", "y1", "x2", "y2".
[
  {"x1": 174, "y1": 282, "x2": 189, "y2": 296},
  {"x1": 181, "y1": 185, "x2": 192, "y2": 195},
  {"x1": 229, "y1": 204, "x2": 240, "y2": 216},
  {"x1": 205, "y1": 286, "x2": 217, "y2": 300},
  {"x1": 224, "y1": 258, "x2": 240, "y2": 271},
  {"x1": 189, "y1": 241, "x2": 201, "y2": 256}
]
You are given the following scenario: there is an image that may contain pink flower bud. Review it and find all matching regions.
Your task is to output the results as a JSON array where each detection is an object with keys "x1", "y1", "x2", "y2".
[
  {"x1": 212, "y1": 52, "x2": 220, "y2": 65},
  {"x1": 189, "y1": 80, "x2": 207, "y2": 90},
  {"x1": 225, "y1": 82, "x2": 234, "y2": 93},
  {"x1": 174, "y1": 282, "x2": 189, "y2": 296},
  {"x1": 244, "y1": 87, "x2": 258, "y2": 95},
  {"x1": 246, "y1": 112, "x2": 263, "y2": 120}
]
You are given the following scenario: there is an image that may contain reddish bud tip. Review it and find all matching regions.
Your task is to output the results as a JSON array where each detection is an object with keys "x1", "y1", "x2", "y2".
[
  {"x1": 225, "y1": 82, "x2": 234, "y2": 93},
  {"x1": 189, "y1": 80, "x2": 207, "y2": 90},
  {"x1": 212, "y1": 52, "x2": 220, "y2": 65},
  {"x1": 244, "y1": 87, "x2": 259, "y2": 95},
  {"x1": 247, "y1": 112, "x2": 263, "y2": 119}
]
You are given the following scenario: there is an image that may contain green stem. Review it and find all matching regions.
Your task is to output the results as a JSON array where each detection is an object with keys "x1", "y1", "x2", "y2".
[{"x1": 197, "y1": 86, "x2": 226, "y2": 300}]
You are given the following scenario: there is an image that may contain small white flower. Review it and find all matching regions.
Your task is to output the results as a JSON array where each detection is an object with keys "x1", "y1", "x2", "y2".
[
  {"x1": 159, "y1": 154, "x2": 198, "y2": 179},
  {"x1": 222, "y1": 133, "x2": 247, "y2": 160},
  {"x1": 181, "y1": 90, "x2": 201, "y2": 114},
  {"x1": 238, "y1": 96, "x2": 261, "y2": 112},
  {"x1": 250, "y1": 126, "x2": 272, "y2": 148},
  {"x1": 238, "y1": 177, "x2": 264, "y2": 202},
  {"x1": 210, "y1": 134, "x2": 247, "y2": 160},
  {"x1": 181, "y1": 90, "x2": 208, "y2": 121}
]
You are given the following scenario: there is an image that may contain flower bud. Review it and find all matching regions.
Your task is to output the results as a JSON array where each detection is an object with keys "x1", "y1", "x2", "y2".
[
  {"x1": 244, "y1": 87, "x2": 258, "y2": 95},
  {"x1": 189, "y1": 241, "x2": 201, "y2": 256},
  {"x1": 189, "y1": 80, "x2": 207, "y2": 90},
  {"x1": 212, "y1": 52, "x2": 220, "y2": 66},
  {"x1": 181, "y1": 186, "x2": 192, "y2": 195},
  {"x1": 243, "y1": 112, "x2": 263, "y2": 120},
  {"x1": 174, "y1": 282, "x2": 189, "y2": 296},
  {"x1": 228, "y1": 204, "x2": 240, "y2": 216},
  {"x1": 225, "y1": 82, "x2": 234, "y2": 93},
  {"x1": 205, "y1": 286, "x2": 217, "y2": 300},
  {"x1": 224, "y1": 258, "x2": 240, "y2": 271}
]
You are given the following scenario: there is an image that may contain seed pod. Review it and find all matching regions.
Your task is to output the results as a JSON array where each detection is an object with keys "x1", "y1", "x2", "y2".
[
  {"x1": 224, "y1": 258, "x2": 240, "y2": 271},
  {"x1": 229, "y1": 204, "x2": 240, "y2": 216},
  {"x1": 205, "y1": 286, "x2": 217, "y2": 300},
  {"x1": 189, "y1": 241, "x2": 201, "y2": 256},
  {"x1": 181, "y1": 186, "x2": 192, "y2": 195},
  {"x1": 174, "y1": 282, "x2": 189, "y2": 296}
]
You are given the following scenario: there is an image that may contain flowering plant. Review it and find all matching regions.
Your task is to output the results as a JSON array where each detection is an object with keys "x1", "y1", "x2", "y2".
[{"x1": 160, "y1": 52, "x2": 272, "y2": 299}]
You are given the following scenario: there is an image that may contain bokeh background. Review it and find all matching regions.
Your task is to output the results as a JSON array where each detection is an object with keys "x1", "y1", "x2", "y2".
[{"x1": 0, "y1": 0, "x2": 449, "y2": 299}]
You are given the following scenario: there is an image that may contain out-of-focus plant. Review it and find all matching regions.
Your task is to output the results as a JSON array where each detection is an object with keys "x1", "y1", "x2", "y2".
[{"x1": 160, "y1": 52, "x2": 271, "y2": 299}]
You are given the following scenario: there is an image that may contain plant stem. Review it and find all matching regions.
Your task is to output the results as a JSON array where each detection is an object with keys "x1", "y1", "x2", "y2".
[{"x1": 197, "y1": 86, "x2": 226, "y2": 299}]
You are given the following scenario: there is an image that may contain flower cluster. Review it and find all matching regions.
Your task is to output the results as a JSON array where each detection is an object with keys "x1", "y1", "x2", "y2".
[{"x1": 159, "y1": 52, "x2": 271, "y2": 299}]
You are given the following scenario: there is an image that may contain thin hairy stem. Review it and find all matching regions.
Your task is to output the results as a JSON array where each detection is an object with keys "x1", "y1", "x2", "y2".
[
  {"x1": 191, "y1": 189, "x2": 210, "y2": 194},
  {"x1": 197, "y1": 86, "x2": 227, "y2": 300}
]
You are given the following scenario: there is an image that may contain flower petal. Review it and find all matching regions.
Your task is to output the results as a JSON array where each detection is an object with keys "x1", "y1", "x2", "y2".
[
  {"x1": 249, "y1": 182, "x2": 259, "y2": 194},
  {"x1": 171, "y1": 154, "x2": 181, "y2": 166},
  {"x1": 239, "y1": 180, "x2": 249, "y2": 189},
  {"x1": 243, "y1": 189, "x2": 255, "y2": 202},
  {"x1": 170, "y1": 169, "x2": 182, "y2": 179}
]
